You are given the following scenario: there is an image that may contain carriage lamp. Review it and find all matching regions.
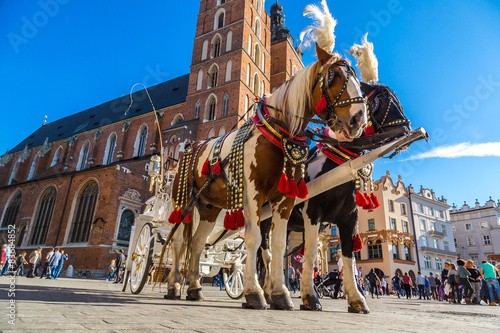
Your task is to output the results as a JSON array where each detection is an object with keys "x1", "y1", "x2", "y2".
[{"x1": 148, "y1": 155, "x2": 161, "y2": 192}]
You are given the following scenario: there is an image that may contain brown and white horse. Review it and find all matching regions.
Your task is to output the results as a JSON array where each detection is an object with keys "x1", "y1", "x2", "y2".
[{"x1": 165, "y1": 4, "x2": 367, "y2": 310}]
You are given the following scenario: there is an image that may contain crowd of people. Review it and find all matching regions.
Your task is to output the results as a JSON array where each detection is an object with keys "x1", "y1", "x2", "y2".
[{"x1": 0, "y1": 245, "x2": 69, "y2": 279}]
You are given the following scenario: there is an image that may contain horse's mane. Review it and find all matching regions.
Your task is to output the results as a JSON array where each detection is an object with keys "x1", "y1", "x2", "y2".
[
  {"x1": 299, "y1": 0, "x2": 337, "y2": 52},
  {"x1": 348, "y1": 33, "x2": 378, "y2": 84}
]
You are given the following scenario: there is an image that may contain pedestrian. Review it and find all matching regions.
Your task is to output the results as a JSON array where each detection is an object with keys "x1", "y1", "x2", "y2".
[
  {"x1": 40, "y1": 247, "x2": 55, "y2": 278},
  {"x1": 442, "y1": 262, "x2": 449, "y2": 301},
  {"x1": 366, "y1": 268, "x2": 380, "y2": 299},
  {"x1": 392, "y1": 273, "x2": 401, "y2": 298},
  {"x1": 447, "y1": 263, "x2": 459, "y2": 304},
  {"x1": 0, "y1": 244, "x2": 8, "y2": 276},
  {"x1": 47, "y1": 248, "x2": 62, "y2": 279},
  {"x1": 457, "y1": 259, "x2": 473, "y2": 304},
  {"x1": 114, "y1": 249, "x2": 125, "y2": 283},
  {"x1": 480, "y1": 260, "x2": 500, "y2": 306},
  {"x1": 435, "y1": 274, "x2": 443, "y2": 301},
  {"x1": 15, "y1": 251, "x2": 27, "y2": 276},
  {"x1": 53, "y1": 250, "x2": 68, "y2": 279},
  {"x1": 107, "y1": 259, "x2": 116, "y2": 281},
  {"x1": 27, "y1": 247, "x2": 42, "y2": 278},
  {"x1": 402, "y1": 272, "x2": 412, "y2": 299},
  {"x1": 380, "y1": 278, "x2": 387, "y2": 296},
  {"x1": 287, "y1": 264, "x2": 295, "y2": 292},
  {"x1": 429, "y1": 272, "x2": 437, "y2": 300},
  {"x1": 417, "y1": 271, "x2": 425, "y2": 299},
  {"x1": 294, "y1": 268, "x2": 302, "y2": 292},
  {"x1": 424, "y1": 275, "x2": 431, "y2": 300}
]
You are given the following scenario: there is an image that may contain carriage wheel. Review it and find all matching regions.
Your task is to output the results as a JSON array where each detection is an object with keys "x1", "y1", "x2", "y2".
[
  {"x1": 223, "y1": 237, "x2": 246, "y2": 299},
  {"x1": 121, "y1": 270, "x2": 130, "y2": 292},
  {"x1": 130, "y1": 223, "x2": 154, "y2": 294}
]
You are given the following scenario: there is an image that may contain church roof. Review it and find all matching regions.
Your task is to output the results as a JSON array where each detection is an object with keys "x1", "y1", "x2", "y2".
[{"x1": 9, "y1": 74, "x2": 189, "y2": 154}]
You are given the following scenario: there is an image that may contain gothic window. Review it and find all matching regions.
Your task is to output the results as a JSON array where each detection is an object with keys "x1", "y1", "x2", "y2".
[
  {"x1": 273, "y1": 57, "x2": 280, "y2": 74},
  {"x1": 261, "y1": 80, "x2": 265, "y2": 96},
  {"x1": 255, "y1": 19, "x2": 261, "y2": 39},
  {"x1": 253, "y1": 73, "x2": 259, "y2": 96},
  {"x1": 29, "y1": 186, "x2": 57, "y2": 245},
  {"x1": 215, "y1": 10, "x2": 225, "y2": 29},
  {"x1": 171, "y1": 114, "x2": 184, "y2": 125},
  {"x1": 248, "y1": 35, "x2": 252, "y2": 55},
  {"x1": 208, "y1": 128, "x2": 215, "y2": 138},
  {"x1": 261, "y1": 53, "x2": 265, "y2": 71},
  {"x1": 226, "y1": 30, "x2": 232, "y2": 51},
  {"x1": 225, "y1": 59, "x2": 232, "y2": 82},
  {"x1": 208, "y1": 64, "x2": 218, "y2": 88},
  {"x1": 104, "y1": 133, "x2": 117, "y2": 165},
  {"x1": 135, "y1": 125, "x2": 148, "y2": 157},
  {"x1": 218, "y1": 126, "x2": 226, "y2": 136},
  {"x1": 68, "y1": 180, "x2": 98, "y2": 243},
  {"x1": 51, "y1": 146, "x2": 63, "y2": 167},
  {"x1": 246, "y1": 64, "x2": 251, "y2": 86},
  {"x1": 202, "y1": 39, "x2": 208, "y2": 60},
  {"x1": 1, "y1": 190, "x2": 22, "y2": 228},
  {"x1": 211, "y1": 34, "x2": 221, "y2": 58},
  {"x1": 222, "y1": 92, "x2": 229, "y2": 117},
  {"x1": 254, "y1": 44, "x2": 260, "y2": 66},
  {"x1": 117, "y1": 209, "x2": 134, "y2": 244},
  {"x1": 367, "y1": 239, "x2": 382, "y2": 259},
  {"x1": 195, "y1": 99, "x2": 201, "y2": 118},
  {"x1": 205, "y1": 95, "x2": 217, "y2": 121},
  {"x1": 197, "y1": 69, "x2": 203, "y2": 90},
  {"x1": 77, "y1": 140, "x2": 90, "y2": 171},
  {"x1": 256, "y1": 0, "x2": 262, "y2": 15}
]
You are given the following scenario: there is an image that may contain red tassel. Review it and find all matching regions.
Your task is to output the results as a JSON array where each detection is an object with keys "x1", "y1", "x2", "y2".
[
  {"x1": 364, "y1": 125, "x2": 375, "y2": 137},
  {"x1": 213, "y1": 161, "x2": 221, "y2": 175},
  {"x1": 288, "y1": 178, "x2": 299, "y2": 198},
  {"x1": 201, "y1": 159, "x2": 210, "y2": 175},
  {"x1": 224, "y1": 211, "x2": 231, "y2": 230},
  {"x1": 370, "y1": 193, "x2": 381, "y2": 209},
  {"x1": 315, "y1": 95, "x2": 327, "y2": 114},
  {"x1": 278, "y1": 172, "x2": 290, "y2": 193},
  {"x1": 297, "y1": 178, "x2": 308, "y2": 199},
  {"x1": 355, "y1": 190, "x2": 369, "y2": 207},
  {"x1": 299, "y1": 246, "x2": 305, "y2": 256},
  {"x1": 174, "y1": 209, "x2": 183, "y2": 224},
  {"x1": 234, "y1": 209, "x2": 245, "y2": 229},
  {"x1": 169, "y1": 209, "x2": 182, "y2": 224},
  {"x1": 168, "y1": 209, "x2": 176, "y2": 224},
  {"x1": 363, "y1": 193, "x2": 375, "y2": 210},
  {"x1": 353, "y1": 234, "x2": 363, "y2": 252},
  {"x1": 184, "y1": 211, "x2": 192, "y2": 223}
]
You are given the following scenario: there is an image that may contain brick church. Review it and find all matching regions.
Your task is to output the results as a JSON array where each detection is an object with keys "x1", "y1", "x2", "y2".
[{"x1": 0, "y1": 0, "x2": 304, "y2": 274}]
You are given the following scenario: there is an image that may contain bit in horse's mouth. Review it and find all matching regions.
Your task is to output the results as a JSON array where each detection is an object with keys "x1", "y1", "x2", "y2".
[{"x1": 340, "y1": 127, "x2": 353, "y2": 141}]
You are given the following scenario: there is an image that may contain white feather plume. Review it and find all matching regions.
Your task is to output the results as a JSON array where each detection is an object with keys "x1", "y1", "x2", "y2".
[
  {"x1": 299, "y1": 0, "x2": 337, "y2": 53},
  {"x1": 348, "y1": 33, "x2": 379, "y2": 84}
]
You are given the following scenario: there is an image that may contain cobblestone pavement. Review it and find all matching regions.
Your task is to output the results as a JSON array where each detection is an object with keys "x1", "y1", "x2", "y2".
[{"x1": 1, "y1": 276, "x2": 499, "y2": 332}]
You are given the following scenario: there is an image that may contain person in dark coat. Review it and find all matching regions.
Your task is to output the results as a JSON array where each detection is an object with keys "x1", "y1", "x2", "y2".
[
  {"x1": 114, "y1": 249, "x2": 125, "y2": 283},
  {"x1": 366, "y1": 268, "x2": 380, "y2": 299}
]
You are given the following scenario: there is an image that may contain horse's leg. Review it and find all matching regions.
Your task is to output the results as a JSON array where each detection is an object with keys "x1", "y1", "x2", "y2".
[
  {"x1": 299, "y1": 201, "x2": 322, "y2": 311},
  {"x1": 268, "y1": 198, "x2": 295, "y2": 310},
  {"x1": 165, "y1": 223, "x2": 185, "y2": 300},
  {"x1": 338, "y1": 212, "x2": 369, "y2": 314},
  {"x1": 185, "y1": 209, "x2": 220, "y2": 301},
  {"x1": 259, "y1": 219, "x2": 272, "y2": 304}
]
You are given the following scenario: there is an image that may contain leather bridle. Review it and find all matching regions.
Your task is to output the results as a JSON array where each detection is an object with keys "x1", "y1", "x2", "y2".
[{"x1": 366, "y1": 87, "x2": 411, "y2": 132}]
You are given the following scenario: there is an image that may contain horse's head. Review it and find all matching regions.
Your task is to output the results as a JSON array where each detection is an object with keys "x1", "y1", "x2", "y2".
[
  {"x1": 310, "y1": 44, "x2": 367, "y2": 141},
  {"x1": 360, "y1": 82, "x2": 411, "y2": 135}
]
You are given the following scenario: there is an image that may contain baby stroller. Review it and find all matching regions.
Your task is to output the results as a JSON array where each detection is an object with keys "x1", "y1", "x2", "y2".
[{"x1": 314, "y1": 270, "x2": 343, "y2": 299}]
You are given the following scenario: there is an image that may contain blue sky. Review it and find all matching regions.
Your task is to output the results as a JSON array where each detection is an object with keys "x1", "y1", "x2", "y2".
[{"x1": 1, "y1": 0, "x2": 499, "y2": 207}]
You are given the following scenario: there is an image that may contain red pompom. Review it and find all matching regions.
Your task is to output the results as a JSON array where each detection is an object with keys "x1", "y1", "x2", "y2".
[
  {"x1": 288, "y1": 178, "x2": 299, "y2": 198},
  {"x1": 363, "y1": 193, "x2": 375, "y2": 210},
  {"x1": 201, "y1": 159, "x2": 210, "y2": 175},
  {"x1": 234, "y1": 209, "x2": 245, "y2": 229},
  {"x1": 315, "y1": 95, "x2": 328, "y2": 114},
  {"x1": 184, "y1": 210, "x2": 192, "y2": 224},
  {"x1": 355, "y1": 190, "x2": 369, "y2": 207},
  {"x1": 168, "y1": 209, "x2": 176, "y2": 224},
  {"x1": 370, "y1": 193, "x2": 381, "y2": 209},
  {"x1": 353, "y1": 234, "x2": 363, "y2": 252},
  {"x1": 364, "y1": 125, "x2": 375, "y2": 137},
  {"x1": 169, "y1": 209, "x2": 182, "y2": 224},
  {"x1": 278, "y1": 172, "x2": 290, "y2": 193},
  {"x1": 297, "y1": 178, "x2": 309, "y2": 199},
  {"x1": 213, "y1": 161, "x2": 222, "y2": 175},
  {"x1": 299, "y1": 246, "x2": 305, "y2": 256}
]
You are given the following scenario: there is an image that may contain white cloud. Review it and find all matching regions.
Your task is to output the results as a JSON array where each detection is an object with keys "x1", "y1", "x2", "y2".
[{"x1": 406, "y1": 142, "x2": 500, "y2": 161}]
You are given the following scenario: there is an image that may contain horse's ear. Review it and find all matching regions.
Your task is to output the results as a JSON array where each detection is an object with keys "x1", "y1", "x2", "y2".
[{"x1": 316, "y1": 42, "x2": 332, "y2": 65}]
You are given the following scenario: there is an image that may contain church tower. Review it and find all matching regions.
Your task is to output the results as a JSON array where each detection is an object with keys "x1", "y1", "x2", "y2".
[
  {"x1": 269, "y1": 0, "x2": 304, "y2": 92},
  {"x1": 184, "y1": 0, "x2": 271, "y2": 139}
]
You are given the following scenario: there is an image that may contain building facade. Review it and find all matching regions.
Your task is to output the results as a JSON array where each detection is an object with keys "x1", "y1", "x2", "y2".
[
  {"x1": 327, "y1": 171, "x2": 419, "y2": 281},
  {"x1": 450, "y1": 198, "x2": 500, "y2": 266},
  {"x1": 408, "y1": 185, "x2": 457, "y2": 277},
  {"x1": 0, "y1": 0, "x2": 303, "y2": 274}
]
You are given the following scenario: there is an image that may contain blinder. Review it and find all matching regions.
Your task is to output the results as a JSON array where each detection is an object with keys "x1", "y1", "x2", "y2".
[{"x1": 366, "y1": 87, "x2": 410, "y2": 133}]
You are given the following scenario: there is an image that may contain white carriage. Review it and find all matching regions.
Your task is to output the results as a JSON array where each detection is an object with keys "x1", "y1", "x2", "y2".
[{"x1": 122, "y1": 155, "x2": 246, "y2": 299}]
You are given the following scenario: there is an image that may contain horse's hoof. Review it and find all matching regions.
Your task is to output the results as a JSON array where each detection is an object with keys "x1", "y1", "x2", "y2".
[
  {"x1": 300, "y1": 294, "x2": 322, "y2": 311},
  {"x1": 164, "y1": 288, "x2": 181, "y2": 300},
  {"x1": 348, "y1": 299, "x2": 370, "y2": 314},
  {"x1": 186, "y1": 288, "x2": 204, "y2": 301},
  {"x1": 242, "y1": 292, "x2": 267, "y2": 309},
  {"x1": 270, "y1": 294, "x2": 294, "y2": 310}
]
